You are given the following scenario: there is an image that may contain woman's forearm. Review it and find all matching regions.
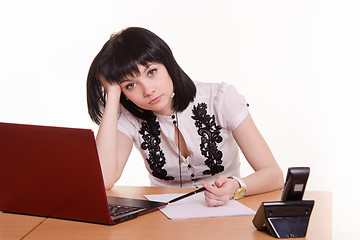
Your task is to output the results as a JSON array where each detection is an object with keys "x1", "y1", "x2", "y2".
[
  {"x1": 242, "y1": 166, "x2": 284, "y2": 196},
  {"x1": 95, "y1": 91, "x2": 121, "y2": 189}
]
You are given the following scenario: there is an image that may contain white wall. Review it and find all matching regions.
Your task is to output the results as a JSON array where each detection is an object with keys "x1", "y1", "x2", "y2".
[{"x1": 1, "y1": 1, "x2": 359, "y2": 238}]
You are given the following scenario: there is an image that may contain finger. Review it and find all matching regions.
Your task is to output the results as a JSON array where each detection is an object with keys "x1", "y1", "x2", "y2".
[
  {"x1": 204, "y1": 190, "x2": 228, "y2": 203},
  {"x1": 215, "y1": 200, "x2": 223, "y2": 207},
  {"x1": 201, "y1": 181, "x2": 223, "y2": 197},
  {"x1": 204, "y1": 194, "x2": 223, "y2": 207},
  {"x1": 201, "y1": 180, "x2": 212, "y2": 189},
  {"x1": 201, "y1": 181, "x2": 219, "y2": 194},
  {"x1": 204, "y1": 191, "x2": 232, "y2": 207},
  {"x1": 98, "y1": 74, "x2": 108, "y2": 87},
  {"x1": 209, "y1": 198, "x2": 225, "y2": 207},
  {"x1": 214, "y1": 175, "x2": 228, "y2": 188},
  {"x1": 203, "y1": 190, "x2": 219, "y2": 200}
]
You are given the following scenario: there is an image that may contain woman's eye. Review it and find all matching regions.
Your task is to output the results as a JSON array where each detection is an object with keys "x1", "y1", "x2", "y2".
[
  {"x1": 148, "y1": 69, "x2": 157, "y2": 77},
  {"x1": 125, "y1": 83, "x2": 136, "y2": 89}
]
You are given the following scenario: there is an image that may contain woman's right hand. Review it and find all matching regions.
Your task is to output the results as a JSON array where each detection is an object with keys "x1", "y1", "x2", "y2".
[{"x1": 98, "y1": 74, "x2": 122, "y2": 97}]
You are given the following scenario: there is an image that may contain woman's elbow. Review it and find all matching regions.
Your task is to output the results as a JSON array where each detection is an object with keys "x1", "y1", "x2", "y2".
[
  {"x1": 104, "y1": 183, "x2": 114, "y2": 190},
  {"x1": 273, "y1": 166, "x2": 284, "y2": 190},
  {"x1": 101, "y1": 167, "x2": 122, "y2": 190},
  {"x1": 103, "y1": 176, "x2": 116, "y2": 190}
]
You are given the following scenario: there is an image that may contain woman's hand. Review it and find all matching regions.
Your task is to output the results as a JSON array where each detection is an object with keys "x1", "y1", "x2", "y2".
[
  {"x1": 98, "y1": 74, "x2": 122, "y2": 97},
  {"x1": 201, "y1": 176, "x2": 240, "y2": 207}
]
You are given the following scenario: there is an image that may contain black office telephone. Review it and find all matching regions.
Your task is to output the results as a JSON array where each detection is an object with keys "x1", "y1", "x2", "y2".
[{"x1": 252, "y1": 167, "x2": 315, "y2": 238}]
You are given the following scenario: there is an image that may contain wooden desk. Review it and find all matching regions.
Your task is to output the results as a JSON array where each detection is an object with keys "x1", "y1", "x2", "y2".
[
  {"x1": 2, "y1": 187, "x2": 331, "y2": 240},
  {"x1": 0, "y1": 212, "x2": 45, "y2": 240}
]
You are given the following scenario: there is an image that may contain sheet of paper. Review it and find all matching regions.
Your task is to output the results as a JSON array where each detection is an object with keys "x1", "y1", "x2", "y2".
[{"x1": 144, "y1": 193, "x2": 256, "y2": 220}]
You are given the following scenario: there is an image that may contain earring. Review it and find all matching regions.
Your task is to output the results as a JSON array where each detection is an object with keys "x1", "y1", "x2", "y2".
[{"x1": 171, "y1": 92, "x2": 175, "y2": 98}]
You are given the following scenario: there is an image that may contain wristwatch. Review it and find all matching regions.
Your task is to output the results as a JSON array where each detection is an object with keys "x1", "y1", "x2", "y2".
[{"x1": 228, "y1": 176, "x2": 247, "y2": 200}]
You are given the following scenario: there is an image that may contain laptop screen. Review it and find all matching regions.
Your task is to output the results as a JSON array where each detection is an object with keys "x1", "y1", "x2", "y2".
[{"x1": 0, "y1": 122, "x2": 112, "y2": 224}]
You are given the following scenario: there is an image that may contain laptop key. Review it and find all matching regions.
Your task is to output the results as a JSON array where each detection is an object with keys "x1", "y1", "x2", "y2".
[{"x1": 109, "y1": 204, "x2": 143, "y2": 217}]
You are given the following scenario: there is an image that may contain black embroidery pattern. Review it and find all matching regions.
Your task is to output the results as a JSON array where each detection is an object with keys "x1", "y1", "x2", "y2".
[
  {"x1": 139, "y1": 116, "x2": 174, "y2": 181},
  {"x1": 192, "y1": 103, "x2": 224, "y2": 175}
]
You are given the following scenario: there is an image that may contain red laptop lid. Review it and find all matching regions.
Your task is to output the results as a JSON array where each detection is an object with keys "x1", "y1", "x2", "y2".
[{"x1": 0, "y1": 122, "x2": 112, "y2": 224}]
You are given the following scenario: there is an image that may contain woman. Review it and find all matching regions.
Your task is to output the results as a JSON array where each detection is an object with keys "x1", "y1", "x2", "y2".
[{"x1": 87, "y1": 27, "x2": 283, "y2": 207}]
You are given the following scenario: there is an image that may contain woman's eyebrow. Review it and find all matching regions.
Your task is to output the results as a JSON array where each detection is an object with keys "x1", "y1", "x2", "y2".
[
  {"x1": 119, "y1": 78, "x2": 131, "y2": 84},
  {"x1": 142, "y1": 64, "x2": 152, "y2": 72},
  {"x1": 120, "y1": 64, "x2": 154, "y2": 83},
  {"x1": 119, "y1": 73, "x2": 138, "y2": 83}
]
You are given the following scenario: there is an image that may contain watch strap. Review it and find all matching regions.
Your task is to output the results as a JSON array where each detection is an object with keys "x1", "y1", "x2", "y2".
[
  {"x1": 229, "y1": 176, "x2": 247, "y2": 188},
  {"x1": 228, "y1": 176, "x2": 247, "y2": 200}
]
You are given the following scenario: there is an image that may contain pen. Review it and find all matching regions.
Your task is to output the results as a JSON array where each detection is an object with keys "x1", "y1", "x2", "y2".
[{"x1": 167, "y1": 187, "x2": 206, "y2": 204}]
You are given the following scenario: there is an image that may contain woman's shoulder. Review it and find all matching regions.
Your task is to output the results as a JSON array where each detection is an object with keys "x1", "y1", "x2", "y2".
[
  {"x1": 193, "y1": 82, "x2": 248, "y2": 131},
  {"x1": 194, "y1": 81, "x2": 235, "y2": 99},
  {"x1": 118, "y1": 105, "x2": 142, "y2": 125}
]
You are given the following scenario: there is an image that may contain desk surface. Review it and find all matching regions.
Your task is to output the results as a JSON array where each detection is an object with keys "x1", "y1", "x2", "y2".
[
  {"x1": 1, "y1": 186, "x2": 331, "y2": 240},
  {"x1": 0, "y1": 212, "x2": 45, "y2": 240}
]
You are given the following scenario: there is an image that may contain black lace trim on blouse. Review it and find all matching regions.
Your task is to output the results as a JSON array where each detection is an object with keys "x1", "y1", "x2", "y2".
[
  {"x1": 139, "y1": 116, "x2": 174, "y2": 181},
  {"x1": 192, "y1": 103, "x2": 224, "y2": 175}
]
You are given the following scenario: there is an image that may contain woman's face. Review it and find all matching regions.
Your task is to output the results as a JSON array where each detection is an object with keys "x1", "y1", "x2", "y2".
[{"x1": 120, "y1": 63, "x2": 174, "y2": 116}]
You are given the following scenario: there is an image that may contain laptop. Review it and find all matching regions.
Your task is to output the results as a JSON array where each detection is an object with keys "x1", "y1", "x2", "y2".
[{"x1": 0, "y1": 122, "x2": 167, "y2": 225}]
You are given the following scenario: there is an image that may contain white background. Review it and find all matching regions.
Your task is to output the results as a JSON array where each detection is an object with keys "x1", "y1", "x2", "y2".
[{"x1": 1, "y1": 1, "x2": 359, "y2": 238}]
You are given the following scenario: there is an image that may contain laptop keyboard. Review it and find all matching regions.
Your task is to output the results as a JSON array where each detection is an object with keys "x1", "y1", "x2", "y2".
[{"x1": 108, "y1": 204, "x2": 144, "y2": 217}]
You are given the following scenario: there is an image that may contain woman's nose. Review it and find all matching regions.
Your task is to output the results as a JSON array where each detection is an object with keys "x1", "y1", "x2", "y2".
[{"x1": 143, "y1": 82, "x2": 155, "y2": 96}]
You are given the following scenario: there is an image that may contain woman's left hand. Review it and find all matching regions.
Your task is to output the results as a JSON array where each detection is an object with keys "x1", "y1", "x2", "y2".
[{"x1": 201, "y1": 176, "x2": 240, "y2": 207}]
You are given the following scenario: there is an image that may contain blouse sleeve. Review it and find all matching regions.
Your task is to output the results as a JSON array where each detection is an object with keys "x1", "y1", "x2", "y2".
[
  {"x1": 116, "y1": 105, "x2": 136, "y2": 140},
  {"x1": 214, "y1": 82, "x2": 249, "y2": 131}
]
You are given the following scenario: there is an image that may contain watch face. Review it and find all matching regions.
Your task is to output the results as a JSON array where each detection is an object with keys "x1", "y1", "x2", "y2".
[{"x1": 234, "y1": 187, "x2": 246, "y2": 200}]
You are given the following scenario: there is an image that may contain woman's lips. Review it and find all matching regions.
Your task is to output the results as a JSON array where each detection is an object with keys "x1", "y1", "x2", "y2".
[{"x1": 149, "y1": 96, "x2": 161, "y2": 105}]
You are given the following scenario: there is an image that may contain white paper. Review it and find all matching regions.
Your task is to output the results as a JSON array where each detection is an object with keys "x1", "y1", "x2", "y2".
[{"x1": 144, "y1": 193, "x2": 256, "y2": 220}]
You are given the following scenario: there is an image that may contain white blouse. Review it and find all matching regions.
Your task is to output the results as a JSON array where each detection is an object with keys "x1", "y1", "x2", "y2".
[{"x1": 117, "y1": 81, "x2": 249, "y2": 187}]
